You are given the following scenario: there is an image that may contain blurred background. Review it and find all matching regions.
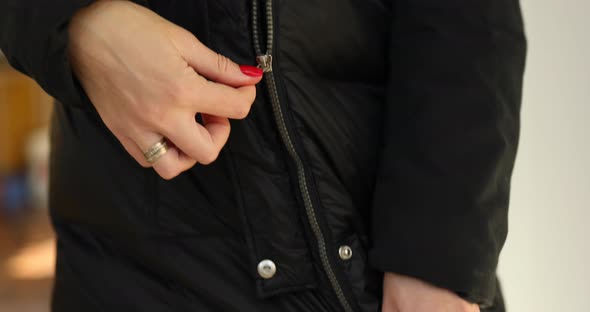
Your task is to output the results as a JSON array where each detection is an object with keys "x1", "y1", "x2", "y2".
[
  {"x1": 0, "y1": 0, "x2": 588, "y2": 311},
  {"x1": 0, "y1": 48, "x2": 54, "y2": 312}
]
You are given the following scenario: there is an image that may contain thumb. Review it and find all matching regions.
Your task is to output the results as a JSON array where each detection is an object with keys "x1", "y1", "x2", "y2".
[{"x1": 173, "y1": 27, "x2": 263, "y2": 87}]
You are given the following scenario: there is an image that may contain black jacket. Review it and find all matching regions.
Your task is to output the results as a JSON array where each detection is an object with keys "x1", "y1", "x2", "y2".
[{"x1": 0, "y1": 0, "x2": 526, "y2": 311}]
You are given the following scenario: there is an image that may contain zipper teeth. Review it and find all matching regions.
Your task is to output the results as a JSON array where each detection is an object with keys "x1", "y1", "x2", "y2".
[
  {"x1": 252, "y1": 0, "x2": 274, "y2": 56},
  {"x1": 264, "y1": 0, "x2": 273, "y2": 54},
  {"x1": 252, "y1": 0, "x2": 262, "y2": 56},
  {"x1": 266, "y1": 75, "x2": 353, "y2": 312},
  {"x1": 252, "y1": 1, "x2": 353, "y2": 311}
]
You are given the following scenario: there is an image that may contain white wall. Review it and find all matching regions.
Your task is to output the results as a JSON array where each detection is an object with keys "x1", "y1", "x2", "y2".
[{"x1": 498, "y1": 1, "x2": 590, "y2": 311}]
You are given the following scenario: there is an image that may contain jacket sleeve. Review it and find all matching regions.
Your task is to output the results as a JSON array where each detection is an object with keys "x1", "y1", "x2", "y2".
[
  {"x1": 0, "y1": 0, "x2": 146, "y2": 109},
  {"x1": 368, "y1": 0, "x2": 526, "y2": 307}
]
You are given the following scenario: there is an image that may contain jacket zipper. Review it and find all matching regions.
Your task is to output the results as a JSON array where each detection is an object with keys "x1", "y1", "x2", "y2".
[{"x1": 251, "y1": 1, "x2": 354, "y2": 312}]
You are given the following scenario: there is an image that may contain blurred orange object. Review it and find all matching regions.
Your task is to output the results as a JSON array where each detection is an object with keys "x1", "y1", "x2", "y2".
[
  {"x1": 0, "y1": 64, "x2": 53, "y2": 174},
  {"x1": 4, "y1": 238, "x2": 55, "y2": 280}
]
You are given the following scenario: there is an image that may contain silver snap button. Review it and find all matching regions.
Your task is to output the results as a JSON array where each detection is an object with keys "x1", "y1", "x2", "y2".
[
  {"x1": 257, "y1": 259, "x2": 276, "y2": 279},
  {"x1": 338, "y1": 245, "x2": 353, "y2": 260}
]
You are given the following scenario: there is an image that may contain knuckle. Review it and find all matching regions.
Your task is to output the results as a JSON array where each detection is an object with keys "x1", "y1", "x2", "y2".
[
  {"x1": 216, "y1": 53, "x2": 231, "y2": 74},
  {"x1": 141, "y1": 101, "x2": 165, "y2": 125},
  {"x1": 199, "y1": 149, "x2": 220, "y2": 165},
  {"x1": 233, "y1": 102, "x2": 251, "y2": 119},
  {"x1": 232, "y1": 88, "x2": 256, "y2": 119},
  {"x1": 144, "y1": 103, "x2": 178, "y2": 132},
  {"x1": 167, "y1": 82, "x2": 188, "y2": 104},
  {"x1": 145, "y1": 109, "x2": 165, "y2": 131},
  {"x1": 158, "y1": 166, "x2": 181, "y2": 180}
]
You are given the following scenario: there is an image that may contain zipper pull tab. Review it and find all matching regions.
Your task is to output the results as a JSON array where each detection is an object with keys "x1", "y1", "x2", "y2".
[{"x1": 256, "y1": 54, "x2": 273, "y2": 73}]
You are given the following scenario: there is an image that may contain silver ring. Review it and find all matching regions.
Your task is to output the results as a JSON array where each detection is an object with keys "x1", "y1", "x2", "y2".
[{"x1": 144, "y1": 138, "x2": 168, "y2": 164}]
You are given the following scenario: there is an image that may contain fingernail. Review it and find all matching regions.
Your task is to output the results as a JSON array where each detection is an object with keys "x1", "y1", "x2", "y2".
[{"x1": 239, "y1": 65, "x2": 264, "y2": 77}]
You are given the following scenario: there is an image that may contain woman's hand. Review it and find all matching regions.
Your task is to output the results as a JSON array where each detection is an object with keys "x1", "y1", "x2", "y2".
[
  {"x1": 382, "y1": 272, "x2": 480, "y2": 312},
  {"x1": 68, "y1": 0, "x2": 263, "y2": 179}
]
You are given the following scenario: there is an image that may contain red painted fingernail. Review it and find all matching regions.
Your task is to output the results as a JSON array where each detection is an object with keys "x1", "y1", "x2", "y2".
[{"x1": 239, "y1": 65, "x2": 264, "y2": 77}]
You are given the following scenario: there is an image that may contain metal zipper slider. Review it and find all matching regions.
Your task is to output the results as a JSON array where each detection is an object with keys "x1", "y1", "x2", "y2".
[{"x1": 256, "y1": 54, "x2": 273, "y2": 73}]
